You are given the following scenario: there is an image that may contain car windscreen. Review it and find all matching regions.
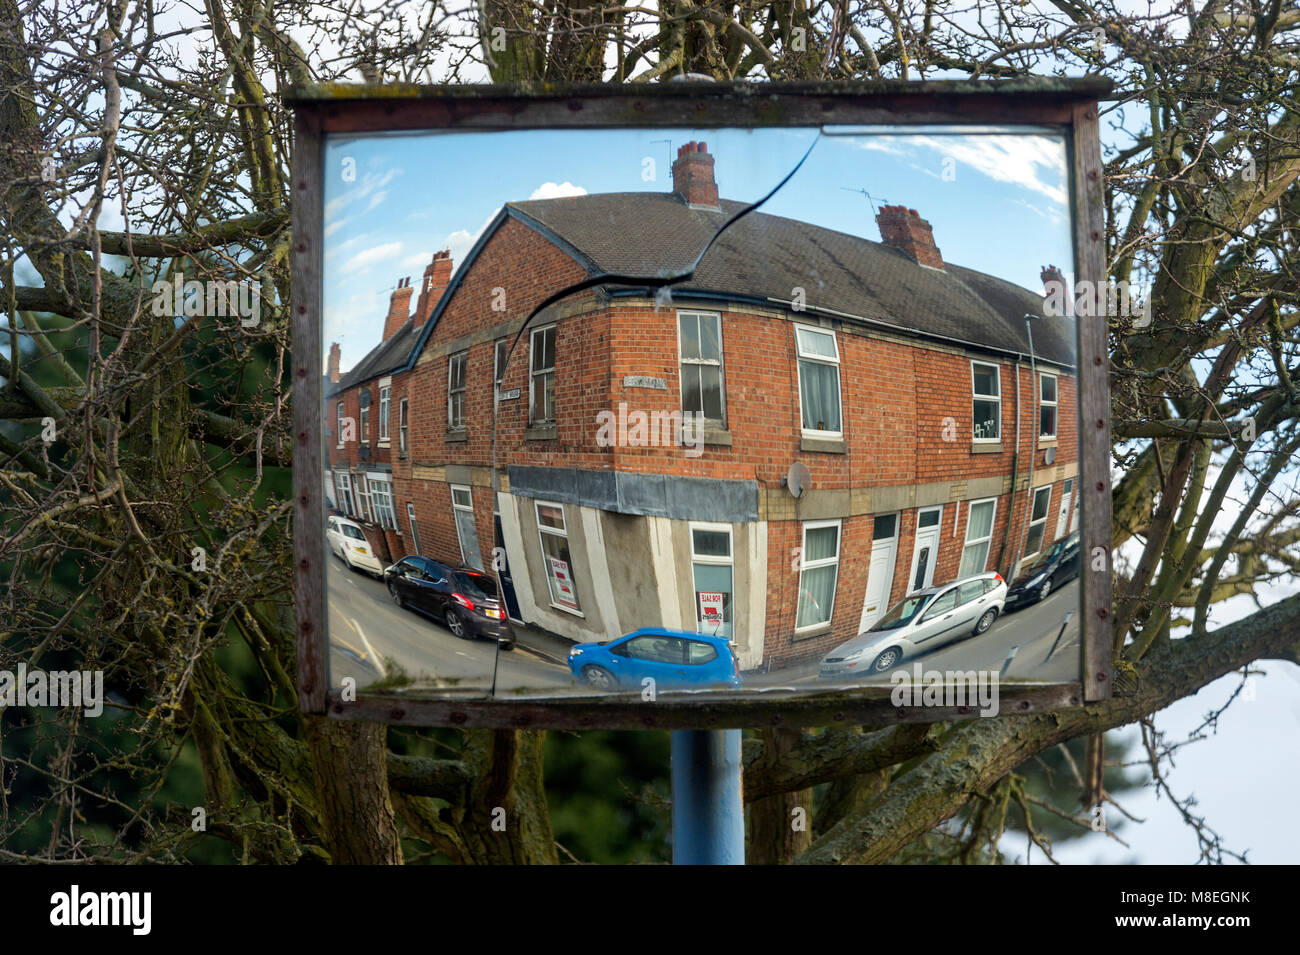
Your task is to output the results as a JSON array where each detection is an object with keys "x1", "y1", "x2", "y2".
[
  {"x1": 870, "y1": 594, "x2": 930, "y2": 631},
  {"x1": 454, "y1": 571, "x2": 497, "y2": 601},
  {"x1": 342, "y1": 525, "x2": 365, "y2": 540}
]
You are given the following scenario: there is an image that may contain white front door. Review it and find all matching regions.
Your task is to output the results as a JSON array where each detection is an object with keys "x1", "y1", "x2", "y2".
[
  {"x1": 858, "y1": 513, "x2": 899, "y2": 632},
  {"x1": 908, "y1": 506, "x2": 943, "y2": 593},
  {"x1": 1056, "y1": 478, "x2": 1074, "y2": 539}
]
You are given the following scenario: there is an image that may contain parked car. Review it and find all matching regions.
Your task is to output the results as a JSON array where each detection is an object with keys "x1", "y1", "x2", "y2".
[
  {"x1": 327, "y1": 515, "x2": 383, "y2": 577},
  {"x1": 1005, "y1": 532, "x2": 1081, "y2": 610},
  {"x1": 818, "y1": 572, "x2": 1007, "y2": 678},
  {"x1": 568, "y1": 628, "x2": 741, "y2": 691},
  {"x1": 383, "y1": 556, "x2": 514, "y2": 649}
]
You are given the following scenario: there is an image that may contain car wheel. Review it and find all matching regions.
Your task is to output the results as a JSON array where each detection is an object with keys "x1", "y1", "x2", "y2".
[
  {"x1": 582, "y1": 665, "x2": 616, "y2": 689},
  {"x1": 388, "y1": 583, "x2": 404, "y2": 608},
  {"x1": 1039, "y1": 578, "x2": 1052, "y2": 600},
  {"x1": 871, "y1": 647, "x2": 902, "y2": 672},
  {"x1": 974, "y1": 607, "x2": 998, "y2": 635},
  {"x1": 445, "y1": 609, "x2": 468, "y2": 639}
]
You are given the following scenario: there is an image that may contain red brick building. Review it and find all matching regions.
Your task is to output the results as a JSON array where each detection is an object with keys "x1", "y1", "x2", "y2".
[
  {"x1": 324, "y1": 251, "x2": 453, "y2": 565},
  {"x1": 325, "y1": 142, "x2": 1078, "y2": 669}
]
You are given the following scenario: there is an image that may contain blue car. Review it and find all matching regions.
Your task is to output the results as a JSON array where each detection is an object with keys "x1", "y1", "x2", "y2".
[{"x1": 567, "y1": 628, "x2": 742, "y2": 691}]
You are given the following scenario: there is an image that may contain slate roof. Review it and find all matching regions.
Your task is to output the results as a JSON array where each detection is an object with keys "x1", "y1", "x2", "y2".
[
  {"x1": 325, "y1": 318, "x2": 421, "y2": 398},
  {"x1": 330, "y1": 189, "x2": 1075, "y2": 395},
  {"x1": 508, "y1": 193, "x2": 1075, "y2": 366}
]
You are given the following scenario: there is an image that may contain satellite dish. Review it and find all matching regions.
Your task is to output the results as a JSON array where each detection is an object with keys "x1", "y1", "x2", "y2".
[
  {"x1": 1044, "y1": 446, "x2": 1057, "y2": 465},
  {"x1": 785, "y1": 461, "x2": 811, "y2": 499}
]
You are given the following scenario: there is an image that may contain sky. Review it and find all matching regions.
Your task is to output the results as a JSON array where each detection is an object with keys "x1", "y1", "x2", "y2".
[{"x1": 321, "y1": 126, "x2": 1074, "y2": 371}]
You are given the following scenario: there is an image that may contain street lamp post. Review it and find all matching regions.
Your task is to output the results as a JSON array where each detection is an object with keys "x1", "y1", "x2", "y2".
[{"x1": 1012, "y1": 313, "x2": 1039, "y2": 580}]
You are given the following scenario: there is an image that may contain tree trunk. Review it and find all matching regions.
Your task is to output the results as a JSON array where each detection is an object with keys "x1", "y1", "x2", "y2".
[{"x1": 303, "y1": 716, "x2": 404, "y2": 864}]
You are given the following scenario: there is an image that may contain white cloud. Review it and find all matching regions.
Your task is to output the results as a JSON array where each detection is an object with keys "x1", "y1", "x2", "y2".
[
  {"x1": 445, "y1": 206, "x2": 503, "y2": 272},
  {"x1": 851, "y1": 138, "x2": 908, "y2": 157},
  {"x1": 323, "y1": 287, "x2": 387, "y2": 371},
  {"x1": 324, "y1": 168, "x2": 399, "y2": 222},
  {"x1": 528, "y1": 181, "x2": 588, "y2": 200},
  {"x1": 443, "y1": 228, "x2": 474, "y2": 266},
  {"x1": 913, "y1": 134, "x2": 1068, "y2": 207},
  {"x1": 341, "y1": 241, "x2": 404, "y2": 274}
]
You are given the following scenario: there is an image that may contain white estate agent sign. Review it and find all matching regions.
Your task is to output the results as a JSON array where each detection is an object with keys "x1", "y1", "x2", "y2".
[
  {"x1": 548, "y1": 556, "x2": 579, "y2": 610},
  {"x1": 698, "y1": 591, "x2": 724, "y2": 629}
]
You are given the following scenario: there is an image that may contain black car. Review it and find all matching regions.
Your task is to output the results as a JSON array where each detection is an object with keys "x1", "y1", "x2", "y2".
[
  {"x1": 384, "y1": 557, "x2": 514, "y2": 649},
  {"x1": 1005, "y1": 532, "x2": 1081, "y2": 610}
]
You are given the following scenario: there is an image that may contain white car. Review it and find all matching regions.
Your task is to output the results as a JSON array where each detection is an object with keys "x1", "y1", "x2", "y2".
[
  {"x1": 818, "y1": 572, "x2": 1007, "y2": 678},
  {"x1": 326, "y1": 516, "x2": 384, "y2": 576}
]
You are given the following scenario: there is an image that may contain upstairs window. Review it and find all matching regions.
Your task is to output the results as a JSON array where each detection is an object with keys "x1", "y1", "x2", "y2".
[
  {"x1": 678, "y1": 310, "x2": 725, "y2": 425},
  {"x1": 972, "y1": 362, "x2": 1001, "y2": 441},
  {"x1": 448, "y1": 351, "x2": 467, "y2": 430},
  {"x1": 399, "y1": 398, "x2": 409, "y2": 455},
  {"x1": 1039, "y1": 373, "x2": 1058, "y2": 439},
  {"x1": 494, "y1": 339, "x2": 509, "y2": 387},
  {"x1": 795, "y1": 326, "x2": 842, "y2": 436},
  {"x1": 530, "y1": 325, "x2": 556, "y2": 425}
]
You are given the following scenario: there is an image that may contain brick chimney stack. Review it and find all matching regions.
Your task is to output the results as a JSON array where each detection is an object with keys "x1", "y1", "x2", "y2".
[
  {"x1": 382, "y1": 276, "x2": 414, "y2": 342},
  {"x1": 413, "y1": 251, "x2": 454, "y2": 329},
  {"x1": 875, "y1": 205, "x2": 944, "y2": 270},
  {"x1": 328, "y1": 342, "x2": 341, "y2": 383},
  {"x1": 672, "y1": 141, "x2": 719, "y2": 208},
  {"x1": 1041, "y1": 264, "x2": 1066, "y2": 292}
]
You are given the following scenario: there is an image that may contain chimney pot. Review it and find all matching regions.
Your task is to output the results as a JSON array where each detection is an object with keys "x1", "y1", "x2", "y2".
[
  {"x1": 876, "y1": 205, "x2": 944, "y2": 270},
  {"x1": 413, "y1": 251, "x2": 454, "y2": 330},
  {"x1": 328, "y1": 342, "x2": 341, "y2": 383},
  {"x1": 672, "y1": 140, "x2": 719, "y2": 208},
  {"x1": 381, "y1": 278, "x2": 415, "y2": 343},
  {"x1": 1041, "y1": 264, "x2": 1066, "y2": 292}
]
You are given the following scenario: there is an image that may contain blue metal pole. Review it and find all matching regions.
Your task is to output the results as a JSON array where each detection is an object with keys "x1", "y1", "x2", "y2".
[{"x1": 671, "y1": 729, "x2": 745, "y2": 864}]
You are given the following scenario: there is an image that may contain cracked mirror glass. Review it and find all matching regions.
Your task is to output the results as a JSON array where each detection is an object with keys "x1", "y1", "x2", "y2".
[{"x1": 320, "y1": 125, "x2": 1084, "y2": 706}]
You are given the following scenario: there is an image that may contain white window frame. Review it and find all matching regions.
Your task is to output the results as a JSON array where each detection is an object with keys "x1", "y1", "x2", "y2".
[
  {"x1": 494, "y1": 339, "x2": 509, "y2": 386},
  {"x1": 450, "y1": 483, "x2": 483, "y2": 569},
  {"x1": 354, "y1": 472, "x2": 372, "y2": 523},
  {"x1": 334, "y1": 471, "x2": 354, "y2": 516},
  {"x1": 398, "y1": 397, "x2": 408, "y2": 455},
  {"x1": 795, "y1": 518, "x2": 841, "y2": 632},
  {"x1": 368, "y1": 473, "x2": 398, "y2": 530},
  {"x1": 959, "y1": 497, "x2": 998, "y2": 575},
  {"x1": 336, "y1": 401, "x2": 345, "y2": 448},
  {"x1": 378, "y1": 382, "x2": 391, "y2": 444},
  {"x1": 971, "y1": 360, "x2": 1002, "y2": 443},
  {"x1": 689, "y1": 522, "x2": 733, "y2": 636},
  {"x1": 529, "y1": 325, "x2": 556, "y2": 425},
  {"x1": 448, "y1": 351, "x2": 467, "y2": 430},
  {"x1": 1023, "y1": 485, "x2": 1053, "y2": 558},
  {"x1": 1039, "y1": 372, "x2": 1058, "y2": 440},
  {"x1": 405, "y1": 502, "x2": 423, "y2": 555},
  {"x1": 677, "y1": 310, "x2": 726, "y2": 426},
  {"x1": 535, "y1": 499, "x2": 581, "y2": 616},
  {"x1": 794, "y1": 324, "x2": 843, "y2": 438},
  {"x1": 359, "y1": 401, "x2": 369, "y2": 442}
]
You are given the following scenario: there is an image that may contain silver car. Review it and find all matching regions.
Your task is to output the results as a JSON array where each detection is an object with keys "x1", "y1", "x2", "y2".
[{"x1": 818, "y1": 572, "x2": 1007, "y2": 678}]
